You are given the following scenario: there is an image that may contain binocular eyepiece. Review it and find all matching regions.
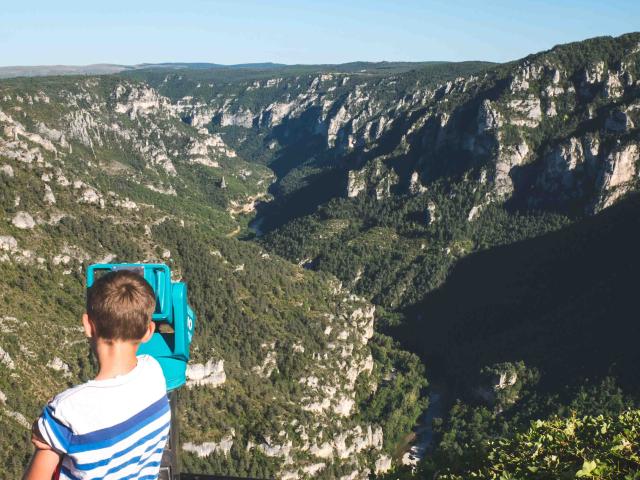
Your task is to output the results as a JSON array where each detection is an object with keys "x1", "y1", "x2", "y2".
[{"x1": 86, "y1": 263, "x2": 196, "y2": 391}]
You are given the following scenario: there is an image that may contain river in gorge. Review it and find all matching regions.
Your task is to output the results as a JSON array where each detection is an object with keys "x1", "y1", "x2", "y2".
[
  {"x1": 248, "y1": 213, "x2": 266, "y2": 237},
  {"x1": 400, "y1": 386, "x2": 447, "y2": 466}
]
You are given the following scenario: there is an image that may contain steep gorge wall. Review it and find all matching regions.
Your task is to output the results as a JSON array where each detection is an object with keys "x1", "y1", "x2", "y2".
[{"x1": 161, "y1": 34, "x2": 640, "y2": 219}]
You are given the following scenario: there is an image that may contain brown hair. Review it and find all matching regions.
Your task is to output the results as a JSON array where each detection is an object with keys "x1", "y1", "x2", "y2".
[{"x1": 86, "y1": 270, "x2": 156, "y2": 341}]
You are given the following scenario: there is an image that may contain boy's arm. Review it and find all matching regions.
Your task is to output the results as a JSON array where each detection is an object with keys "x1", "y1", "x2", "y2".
[
  {"x1": 23, "y1": 448, "x2": 61, "y2": 480},
  {"x1": 23, "y1": 418, "x2": 62, "y2": 480}
]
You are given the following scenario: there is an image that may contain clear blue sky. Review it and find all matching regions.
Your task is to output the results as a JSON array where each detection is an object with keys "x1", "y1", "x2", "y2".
[{"x1": 1, "y1": 0, "x2": 638, "y2": 66}]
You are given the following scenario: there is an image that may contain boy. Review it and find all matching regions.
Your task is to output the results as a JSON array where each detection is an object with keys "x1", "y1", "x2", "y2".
[{"x1": 24, "y1": 270, "x2": 171, "y2": 480}]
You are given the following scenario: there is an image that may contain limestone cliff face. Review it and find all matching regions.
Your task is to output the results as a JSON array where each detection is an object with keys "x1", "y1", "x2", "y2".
[
  {"x1": 347, "y1": 160, "x2": 399, "y2": 200},
  {"x1": 177, "y1": 72, "x2": 395, "y2": 154},
  {"x1": 0, "y1": 78, "x2": 274, "y2": 220},
  {"x1": 162, "y1": 33, "x2": 640, "y2": 217},
  {"x1": 378, "y1": 46, "x2": 640, "y2": 213},
  {"x1": 12, "y1": 34, "x2": 629, "y2": 224},
  {"x1": 595, "y1": 143, "x2": 639, "y2": 211}
]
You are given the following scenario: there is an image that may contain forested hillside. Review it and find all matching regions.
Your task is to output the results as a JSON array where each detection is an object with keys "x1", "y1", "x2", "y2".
[
  {"x1": 393, "y1": 192, "x2": 640, "y2": 478},
  {"x1": 0, "y1": 73, "x2": 425, "y2": 479}
]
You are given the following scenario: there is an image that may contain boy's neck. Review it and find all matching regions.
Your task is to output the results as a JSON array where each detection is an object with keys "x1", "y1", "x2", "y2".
[{"x1": 93, "y1": 340, "x2": 139, "y2": 380}]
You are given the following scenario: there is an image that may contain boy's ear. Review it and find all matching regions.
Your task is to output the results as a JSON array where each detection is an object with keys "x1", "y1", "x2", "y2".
[
  {"x1": 141, "y1": 321, "x2": 155, "y2": 343},
  {"x1": 82, "y1": 313, "x2": 95, "y2": 338}
]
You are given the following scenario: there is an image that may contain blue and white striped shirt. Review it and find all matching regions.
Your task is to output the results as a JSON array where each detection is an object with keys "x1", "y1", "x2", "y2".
[{"x1": 37, "y1": 355, "x2": 171, "y2": 480}]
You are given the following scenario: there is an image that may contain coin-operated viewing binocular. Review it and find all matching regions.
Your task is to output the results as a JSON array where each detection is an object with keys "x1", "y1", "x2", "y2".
[{"x1": 86, "y1": 263, "x2": 196, "y2": 391}]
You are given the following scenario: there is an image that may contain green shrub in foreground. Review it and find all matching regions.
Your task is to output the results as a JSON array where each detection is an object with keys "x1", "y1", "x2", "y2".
[{"x1": 438, "y1": 409, "x2": 640, "y2": 480}]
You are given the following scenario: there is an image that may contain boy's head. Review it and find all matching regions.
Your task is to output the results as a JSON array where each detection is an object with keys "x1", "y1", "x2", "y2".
[{"x1": 85, "y1": 270, "x2": 156, "y2": 343}]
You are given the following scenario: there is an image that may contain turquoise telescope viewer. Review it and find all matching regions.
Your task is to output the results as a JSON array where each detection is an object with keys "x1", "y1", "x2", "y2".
[{"x1": 86, "y1": 263, "x2": 196, "y2": 391}]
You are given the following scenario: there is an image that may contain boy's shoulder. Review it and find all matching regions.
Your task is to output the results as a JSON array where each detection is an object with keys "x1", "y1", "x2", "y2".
[
  {"x1": 50, "y1": 355, "x2": 163, "y2": 405},
  {"x1": 48, "y1": 355, "x2": 166, "y2": 433}
]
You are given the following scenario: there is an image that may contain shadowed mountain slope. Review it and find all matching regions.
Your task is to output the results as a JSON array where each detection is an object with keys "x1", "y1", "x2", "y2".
[{"x1": 399, "y1": 193, "x2": 640, "y2": 391}]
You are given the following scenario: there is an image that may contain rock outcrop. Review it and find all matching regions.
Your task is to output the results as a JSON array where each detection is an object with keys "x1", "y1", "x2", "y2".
[
  {"x1": 0, "y1": 164, "x2": 13, "y2": 177},
  {"x1": 0, "y1": 236, "x2": 18, "y2": 252},
  {"x1": 595, "y1": 144, "x2": 639, "y2": 211},
  {"x1": 494, "y1": 141, "x2": 530, "y2": 197},
  {"x1": 11, "y1": 212, "x2": 35, "y2": 229},
  {"x1": 183, "y1": 430, "x2": 235, "y2": 457},
  {"x1": 186, "y1": 359, "x2": 226, "y2": 388}
]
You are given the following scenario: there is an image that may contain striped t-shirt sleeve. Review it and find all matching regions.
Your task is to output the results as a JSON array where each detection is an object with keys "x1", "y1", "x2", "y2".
[
  {"x1": 37, "y1": 404, "x2": 74, "y2": 454},
  {"x1": 33, "y1": 356, "x2": 170, "y2": 479}
]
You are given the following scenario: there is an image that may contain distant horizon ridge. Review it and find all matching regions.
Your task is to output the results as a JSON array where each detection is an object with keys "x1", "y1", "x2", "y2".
[
  {"x1": 1, "y1": 31, "x2": 638, "y2": 80},
  {"x1": 0, "y1": 60, "x2": 492, "y2": 80}
]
